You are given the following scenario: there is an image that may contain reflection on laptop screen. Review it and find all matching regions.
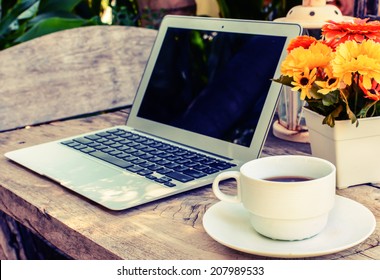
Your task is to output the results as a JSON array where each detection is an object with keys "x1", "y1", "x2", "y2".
[{"x1": 137, "y1": 27, "x2": 286, "y2": 147}]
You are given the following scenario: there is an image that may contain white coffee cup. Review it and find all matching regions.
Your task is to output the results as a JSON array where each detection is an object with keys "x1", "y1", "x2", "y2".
[{"x1": 212, "y1": 155, "x2": 336, "y2": 241}]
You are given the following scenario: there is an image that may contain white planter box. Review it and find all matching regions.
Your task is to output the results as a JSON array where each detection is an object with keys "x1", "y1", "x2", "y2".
[{"x1": 303, "y1": 107, "x2": 380, "y2": 189}]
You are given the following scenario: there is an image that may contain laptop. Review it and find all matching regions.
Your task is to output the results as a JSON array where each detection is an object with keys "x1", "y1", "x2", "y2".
[{"x1": 5, "y1": 16, "x2": 302, "y2": 211}]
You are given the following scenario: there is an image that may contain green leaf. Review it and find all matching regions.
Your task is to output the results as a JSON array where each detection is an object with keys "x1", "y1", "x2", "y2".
[
  {"x1": 322, "y1": 105, "x2": 343, "y2": 127},
  {"x1": 14, "y1": 16, "x2": 91, "y2": 43},
  {"x1": 28, "y1": 11, "x2": 81, "y2": 26},
  {"x1": 339, "y1": 89, "x2": 357, "y2": 124},
  {"x1": 0, "y1": 0, "x2": 39, "y2": 37},
  {"x1": 1, "y1": 0, "x2": 18, "y2": 19},
  {"x1": 358, "y1": 100, "x2": 378, "y2": 118},
  {"x1": 322, "y1": 115, "x2": 334, "y2": 127},
  {"x1": 309, "y1": 84, "x2": 324, "y2": 99},
  {"x1": 272, "y1": 75, "x2": 293, "y2": 87},
  {"x1": 38, "y1": 0, "x2": 82, "y2": 13},
  {"x1": 18, "y1": 1, "x2": 40, "y2": 20},
  {"x1": 321, "y1": 91, "x2": 339, "y2": 106}
]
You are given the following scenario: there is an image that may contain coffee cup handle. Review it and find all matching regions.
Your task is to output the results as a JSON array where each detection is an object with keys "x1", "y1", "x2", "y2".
[{"x1": 212, "y1": 171, "x2": 241, "y2": 203}]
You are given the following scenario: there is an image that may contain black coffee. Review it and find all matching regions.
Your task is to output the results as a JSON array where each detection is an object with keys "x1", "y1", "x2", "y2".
[{"x1": 264, "y1": 176, "x2": 313, "y2": 182}]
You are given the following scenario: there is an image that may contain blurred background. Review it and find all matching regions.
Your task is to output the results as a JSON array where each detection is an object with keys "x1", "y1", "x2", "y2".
[{"x1": 0, "y1": 0, "x2": 304, "y2": 50}]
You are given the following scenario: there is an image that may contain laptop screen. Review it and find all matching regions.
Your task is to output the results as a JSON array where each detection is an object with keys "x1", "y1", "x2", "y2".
[{"x1": 137, "y1": 27, "x2": 286, "y2": 147}]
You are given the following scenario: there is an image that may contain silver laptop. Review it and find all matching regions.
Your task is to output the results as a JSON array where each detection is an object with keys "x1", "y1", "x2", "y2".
[{"x1": 5, "y1": 16, "x2": 302, "y2": 211}]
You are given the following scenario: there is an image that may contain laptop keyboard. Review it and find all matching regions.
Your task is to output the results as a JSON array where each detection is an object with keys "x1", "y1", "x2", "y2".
[{"x1": 61, "y1": 128, "x2": 236, "y2": 187}]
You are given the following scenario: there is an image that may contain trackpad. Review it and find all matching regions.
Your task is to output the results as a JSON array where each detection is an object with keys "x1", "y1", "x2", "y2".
[{"x1": 7, "y1": 142, "x2": 123, "y2": 185}]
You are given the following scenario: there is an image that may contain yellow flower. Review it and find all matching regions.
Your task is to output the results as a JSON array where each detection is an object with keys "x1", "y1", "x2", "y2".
[
  {"x1": 281, "y1": 42, "x2": 332, "y2": 77},
  {"x1": 290, "y1": 68, "x2": 317, "y2": 99},
  {"x1": 332, "y1": 40, "x2": 380, "y2": 88},
  {"x1": 315, "y1": 67, "x2": 340, "y2": 95},
  {"x1": 275, "y1": 20, "x2": 380, "y2": 126}
]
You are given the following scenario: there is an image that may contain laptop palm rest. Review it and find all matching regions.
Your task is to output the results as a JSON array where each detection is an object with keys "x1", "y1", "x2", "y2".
[{"x1": 6, "y1": 142, "x2": 174, "y2": 210}]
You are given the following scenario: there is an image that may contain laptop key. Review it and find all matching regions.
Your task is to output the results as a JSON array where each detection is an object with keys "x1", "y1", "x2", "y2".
[
  {"x1": 174, "y1": 165, "x2": 189, "y2": 172},
  {"x1": 102, "y1": 147, "x2": 115, "y2": 153},
  {"x1": 210, "y1": 161, "x2": 235, "y2": 170},
  {"x1": 95, "y1": 132, "x2": 111, "y2": 137},
  {"x1": 139, "y1": 162, "x2": 155, "y2": 168},
  {"x1": 74, "y1": 137, "x2": 93, "y2": 145},
  {"x1": 94, "y1": 144, "x2": 107, "y2": 150},
  {"x1": 61, "y1": 140, "x2": 80, "y2": 147},
  {"x1": 126, "y1": 165, "x2": 144, "y2": 173},
  {"x1": 84, "y1": 134, "x2": 101, "y2": 141},
  {"x1": 203, "y1": 167, "x2": 219, "y2": 174},
  {"x1": 80, "y1": 147, "x2": 96, "y2": 154},
  {"x1": 155, "y1": 178, "x2": 169, "y2": 184},
  {"x1": 156, "y1": 168, "x2": 172, "y2": 175},
  {"x1": 148, "y1": 165, "x2": 165, "y2": 172},
  {"x1": 73, "y1": 144, "x2": 87, "y2": 150},
  {"x1": 115, "y1": 152, "x2": 129, "y2": 159},
  {"x1": 89, "y1": 151, "x2": 133, "y2": 168},
  {"x1": 112, "y1": 130, "x2": 128, "y2": 136},
  {"x1": 109, "y1": 150, "x2": 122, "y2": 156},
  {"x1": 164, "y1": 182, "x2": 176, "y2": 187},
  {"x1": 96, "y1": 138, "x2": 108, "y2": 143},
  {"x1": 137, "y1": 169, "x2": 153, "y2": 176},
  {"x1": 165, "y1": 171, "x2": 194, "y2": 183},
  {"x1": 183, "y1": 169, "x2": 207, "y2": 178},
  {"x1": 165, "y1": 162, "x2": 180, "y2": 169}
]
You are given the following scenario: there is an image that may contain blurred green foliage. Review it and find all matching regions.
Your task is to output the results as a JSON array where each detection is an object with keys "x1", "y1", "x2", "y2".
[{"x1": 0, "y1": 0, "x2": 142, "y2": 50}]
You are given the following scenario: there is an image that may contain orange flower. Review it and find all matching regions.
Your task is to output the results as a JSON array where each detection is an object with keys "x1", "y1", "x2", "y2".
[
  {"x1": 359, "y1": 77, "x2": 380, "y2": 101},
  {"x1": 274, "y1": 17, "x2": 380, "y2": 126},
  {"x1": 286, "y1": 35, "x2": 318, "y2": 52},
  {"x1": 322, "y1": 18, "x2": 380, "y2": 49}
]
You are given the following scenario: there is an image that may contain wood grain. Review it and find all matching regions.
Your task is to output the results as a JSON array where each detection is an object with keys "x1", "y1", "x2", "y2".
[
  {"x1": 0, "y1": 26, "x2": 156, "y2": 132},
  {"x1": 0, "y1": 110, "x2": 379, "y2": 260}
]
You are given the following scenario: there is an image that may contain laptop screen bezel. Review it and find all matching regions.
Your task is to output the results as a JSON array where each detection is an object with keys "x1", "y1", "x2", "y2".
[{"x1": 127, "y1": 15, "x2": 302, "y2": 162}]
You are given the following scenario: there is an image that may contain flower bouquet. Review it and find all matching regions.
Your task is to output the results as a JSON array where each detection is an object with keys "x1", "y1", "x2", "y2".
[{"x1": 274, "y1": 18, "x2": 380, "y2": 127}]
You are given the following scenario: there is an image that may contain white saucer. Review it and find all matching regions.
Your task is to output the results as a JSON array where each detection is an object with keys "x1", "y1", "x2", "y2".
[{"x1": 203, "y1": 196, "x2": 376, "y2": 258}]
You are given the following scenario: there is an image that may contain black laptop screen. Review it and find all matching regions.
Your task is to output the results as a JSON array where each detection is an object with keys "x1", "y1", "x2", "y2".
[{"x1": 137, "y1": 27, "x2": 286, "y2": 147}]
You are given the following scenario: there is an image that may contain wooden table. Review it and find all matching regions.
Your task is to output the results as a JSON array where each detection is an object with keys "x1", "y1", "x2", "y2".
[{"x1": 0, "y1": 108, "x2": 379, "y2": 260}]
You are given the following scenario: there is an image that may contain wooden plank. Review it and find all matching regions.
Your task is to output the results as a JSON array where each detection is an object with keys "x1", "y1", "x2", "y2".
[
  {"x1": 0, "y1": 25, "x2": 156, "y2": 132},
  {"x1": 361, "y1": 246, "x2": 380, "y2": 260},
  {"x1": 0, "y1": 211, "x2": 27, "y2": 260},
  {"x1": 0, "y1": 210, "x2": 68, "y2": 259},
  {"x1": 0, "y1": 111, "x2": 379, "y2": 260}
]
